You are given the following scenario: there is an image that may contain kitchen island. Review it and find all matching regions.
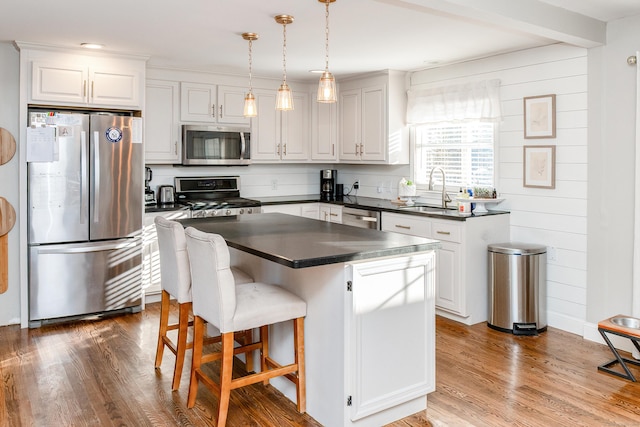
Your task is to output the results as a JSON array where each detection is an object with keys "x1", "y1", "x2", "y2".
[{"x1": 179, "y1": 213, "x2": 440, "y2": 427}]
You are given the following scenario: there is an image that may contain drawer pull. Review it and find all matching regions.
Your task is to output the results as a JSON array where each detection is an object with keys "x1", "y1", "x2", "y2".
[
  {"x1": 436, "y1": 230, "x2": 451, "y2": 235},
  {"x1": 395, "y1": 224, "x2": 411, "y2": 230}
]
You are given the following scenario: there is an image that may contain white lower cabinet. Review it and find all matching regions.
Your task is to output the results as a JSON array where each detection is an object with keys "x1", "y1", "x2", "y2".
[
  {"x1": 319, "y1": 203, "x2": 342, "y2": 223},
  {"x1": 346, "y1": 253, "x2": 435, "y2": 423},
  {"x1": 261, "y1": 203, "x2": 320, "y2": 220},
  {"x1": 381, "y1": 211, "x2": 509, "y2": 325},
  {"x1": 142, "y1": 209, "x2": 190, "y2": 301}
]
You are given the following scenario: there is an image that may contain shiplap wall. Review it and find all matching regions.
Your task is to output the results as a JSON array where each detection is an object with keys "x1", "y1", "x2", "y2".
[{"x1": 409, "y1": 44, "x2": 589, "y2": 334}]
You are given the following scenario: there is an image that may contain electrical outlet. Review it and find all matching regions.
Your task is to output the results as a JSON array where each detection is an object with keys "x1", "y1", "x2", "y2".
[
  {"x1": 353, "y1": 180, "x2": 359, "y2": 190},
  {"x1": 377, "y1": 182, "x2": 383, "y2": 193},
  {"x1": 271, "y1": 179, "x2": 278, "y2": 190},
  {"x1": 547, "y1": 246, "x2": 556, "y2": 262}
]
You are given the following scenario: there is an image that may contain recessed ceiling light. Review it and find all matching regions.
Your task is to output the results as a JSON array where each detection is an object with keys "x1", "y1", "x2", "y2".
[{"x1": 81, "y1": 43, "x2": 104, "y2": 49}]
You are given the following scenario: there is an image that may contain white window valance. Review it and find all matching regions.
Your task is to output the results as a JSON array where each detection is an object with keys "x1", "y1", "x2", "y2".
[{"x1": 406, "y1": 79, "x2": 502, "y2": 124}]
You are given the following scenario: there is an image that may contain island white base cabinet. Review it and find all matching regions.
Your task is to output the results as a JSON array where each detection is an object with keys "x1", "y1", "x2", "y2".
[{"x1": 228, "y1": 249, "x2": 436, "y2": 427}]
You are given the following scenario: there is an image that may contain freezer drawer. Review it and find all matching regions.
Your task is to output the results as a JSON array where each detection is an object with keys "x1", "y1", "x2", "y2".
[{"x1": 29, "y1": 238, "x2": 142, "y2": 323}]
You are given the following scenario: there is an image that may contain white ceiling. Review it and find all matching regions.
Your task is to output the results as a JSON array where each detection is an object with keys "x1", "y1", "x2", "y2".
[{"x1": 2, "y1": 0, "x2": 640, "y2": 82}]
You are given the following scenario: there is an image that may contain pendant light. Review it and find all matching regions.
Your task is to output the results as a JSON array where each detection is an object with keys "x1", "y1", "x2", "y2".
[
  {"x1": 317, "y1": 0, "x2": 337, "y2": 103},
  {"x1": 275, "y1": 14, "x2": 294, "y2": 111},
  {"x1": 242, "y1": 32, "x2": 258, "y2": 117}
]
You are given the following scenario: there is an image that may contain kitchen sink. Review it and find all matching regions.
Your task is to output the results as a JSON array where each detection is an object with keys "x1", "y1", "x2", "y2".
[{"x1": 398, "y1": 205, "x2": 453, "y2": 214}]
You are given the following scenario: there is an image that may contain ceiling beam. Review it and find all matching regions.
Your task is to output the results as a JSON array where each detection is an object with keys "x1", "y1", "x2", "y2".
[{"x1": 383, "y1": 0, "x2": 606, "y2": 47}]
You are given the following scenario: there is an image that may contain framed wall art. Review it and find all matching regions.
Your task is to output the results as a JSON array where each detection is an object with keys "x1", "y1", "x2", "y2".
[
  {"x1": 523, "y1": 145, "x2": 555, "y2": 189},
  {"x1": 524, "y1": 94, "x2": 556, "y2": 139}
]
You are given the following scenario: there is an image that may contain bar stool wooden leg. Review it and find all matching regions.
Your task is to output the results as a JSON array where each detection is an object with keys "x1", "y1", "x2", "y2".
[
  {"x1": 294, "y1": 317, "x2": 306, "y2": 413},
  {"x1": 155, "y1": 290, "x2": 171, "y2": 368},
  {"x1": 260, "y1": 325, "x2": 269, "y2": 385},
  {"x1": 217, "y1": 333, "x2": 235, "y2": 427},
  {"x1": 187, "y1": 316, "x2": 205, "y2": 409},
  {"x1": 172, "y1": 301, "x2": 191, "y2": 390}
]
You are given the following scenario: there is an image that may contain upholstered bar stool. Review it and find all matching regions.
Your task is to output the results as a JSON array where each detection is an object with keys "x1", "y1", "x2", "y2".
[
  {"x1": 154, "y1": 216, "x2": 254, "y2": 391},
  {"x1": 184, "y1": 227, "x2": 307, "y2": 427}
]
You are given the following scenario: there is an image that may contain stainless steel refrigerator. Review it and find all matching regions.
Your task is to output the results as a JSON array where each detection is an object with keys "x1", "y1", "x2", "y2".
[{"x1": 27, "y1": 109, "x2": 143, "y2": 326}]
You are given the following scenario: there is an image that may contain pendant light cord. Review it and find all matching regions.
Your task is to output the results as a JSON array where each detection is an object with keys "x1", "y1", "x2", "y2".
[
  {"x1": 248, "y1": 39, "x2": 253, "y2": 92},
  {"x1": 324, "y1": 1, "x2": 330, "y2": 71},
  {"x1": 282, "y1": 22, "x2": 288, "y2": 83}
]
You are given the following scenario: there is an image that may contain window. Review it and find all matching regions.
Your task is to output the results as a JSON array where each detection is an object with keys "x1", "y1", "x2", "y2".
[{"x1": 413, "y1": 121, "x2": 495, "y2": 189}]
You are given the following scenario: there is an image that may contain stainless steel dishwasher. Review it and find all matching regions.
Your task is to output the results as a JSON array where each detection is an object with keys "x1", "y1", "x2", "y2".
[{"x1": 341, "y1": 207, "x2": 381, "y2": 230}]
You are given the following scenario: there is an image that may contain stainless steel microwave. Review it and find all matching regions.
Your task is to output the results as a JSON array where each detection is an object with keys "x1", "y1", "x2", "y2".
[{"x1": 181, "y1": 125, "x2": 251, "y2": 166}]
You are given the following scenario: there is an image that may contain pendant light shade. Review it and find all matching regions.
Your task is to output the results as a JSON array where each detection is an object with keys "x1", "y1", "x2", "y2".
[
  {"x1": 317, "y1": 0, "x2": 337, "y2": 103},
  {"x1": 275, "y1": 14, "x2": 294, "y2": 111},
  {"x1": 242, "y1": 32, "x2": 258, "y2": 118}
]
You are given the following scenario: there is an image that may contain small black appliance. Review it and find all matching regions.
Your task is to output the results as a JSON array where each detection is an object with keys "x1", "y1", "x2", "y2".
[
  {"x1": 320, "y1": 169, "x2": 337, "y2": 200},
  {"x1": 145, "y1": 167, "x2": 156, "y2": 205}
]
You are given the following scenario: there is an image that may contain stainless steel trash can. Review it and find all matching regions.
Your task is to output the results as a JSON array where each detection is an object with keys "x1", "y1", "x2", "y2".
[{"x1": 488, "y1": 242, "x2": 547, "y2": 335}]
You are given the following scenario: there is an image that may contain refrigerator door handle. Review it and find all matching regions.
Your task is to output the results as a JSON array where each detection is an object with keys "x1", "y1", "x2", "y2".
[
  {"x1": 93, "y1": 131, "x2": 100, "y2": 223},
  {"x1": 80, "y1": 131, "x2": 87, "y2": 224},
  {"x1": 33, "y1": 239, "x2": 140, "y2": 255}
]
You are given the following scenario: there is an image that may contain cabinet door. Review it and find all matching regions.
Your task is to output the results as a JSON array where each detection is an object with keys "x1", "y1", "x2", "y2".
[
  {"x1": 218, "y1": 85, "x2": 251, "y2": 125},
  {"x1": 281, "y1": 92, "x2": 309, "y2": 161},
  {"x1": 90, "y1": 66, "x2": 142, "y2": 108},
  {"x1": 346, "y1": 254, "x2": 435, "y2": 421},
  {"x1": 319, "y1": 204, "x2": 342, "y2": 223},
  {"x1": 434, "y1": 240, "x2": 463, "y2": 315},
  {"x1": 360, "y1": 84, "x2": 386, "y2": 162},
  {"x1": 180, "y1": 82, "x2": 216, "y2": 122},
  {"x1": 145, "y1": 80, "x2": 180, "y2": 163},
  {"x1": 311, "y1": 92, "x2": 337, "y2": 161},
  {"x1": 251, "y1": 90, "x2": 281, "y2": 160},
  {"x1": 31, "y1": 61, "x2": 88, "y2": 104},
  {"x1": 338, "y1": 89, "x2": 361, "y2": 161}
]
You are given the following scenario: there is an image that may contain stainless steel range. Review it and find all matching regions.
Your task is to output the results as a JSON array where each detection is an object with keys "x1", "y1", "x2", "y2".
[{"x1": 174, "y1": 176, "x2": 261, "y2": 218}]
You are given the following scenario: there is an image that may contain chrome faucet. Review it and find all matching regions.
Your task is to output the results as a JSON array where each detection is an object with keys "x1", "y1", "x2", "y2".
[{"x1": 428, "y1": 167, "x2": 452, "y2": 208}]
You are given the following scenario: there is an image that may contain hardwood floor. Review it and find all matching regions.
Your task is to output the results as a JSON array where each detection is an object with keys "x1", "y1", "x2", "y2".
[{"x1": 1, "y1": 304, "x2": 639, "y2": 426}]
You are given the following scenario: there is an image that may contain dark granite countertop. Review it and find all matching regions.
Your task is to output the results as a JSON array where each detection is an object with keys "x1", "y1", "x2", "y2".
[
  {"x1": 178, "y1": 213, "x2": 440, "y2": 269},
  {"x1": 255, "y1": 194, "x2": 509, "y2": 221}
]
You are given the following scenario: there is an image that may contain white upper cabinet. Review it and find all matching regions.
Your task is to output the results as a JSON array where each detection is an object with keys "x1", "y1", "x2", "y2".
[
  {"x1": 145, "y1": 80, "x2": 180, "y2": 164},
  {"x1": 338, "y1": 70, "x2": 409, "y2": 164},
  {"x1": 311, "y1": 92, "x2": 338, "y2": 162},
  {"x1": 26, "y1": 47, "x2": 145, "y2": 109},
  {"x1": 251, "y1": 88, "x2": 309, "y2": 162},
  {"x1": 180, "y1": 82, "x2": 249, "y2": 125}
]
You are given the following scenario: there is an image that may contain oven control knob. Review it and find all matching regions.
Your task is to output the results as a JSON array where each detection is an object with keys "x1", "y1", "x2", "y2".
[
  {"x1": 239, "y1": 208, "x2": 245, "y2": 214},
  {"x1": 193, "y1": 211, "x2": 203, "y2": 218},
  {"x1": 226, "y1": 209, "x2": 232, "y2": 216},
  {"x1": 212, "y1": 210, "x2": 219, "y2": 216},
  {"x1": 247, "y1": 208, "x2": 253, "y2": 214}
]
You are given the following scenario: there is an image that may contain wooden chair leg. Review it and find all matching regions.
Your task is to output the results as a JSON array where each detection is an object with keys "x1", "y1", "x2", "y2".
[
  {"x1": 260, "y1": 325, "x2": 269, "y2": 385},
  {"x1": 155, "y1": 290, "x2": 171, "y2": 368},
  {"x1": 294, "y1": 317, "x2": 306, "y2": 413},
  {"x1": 172, "y1": 301, "x2": 191, "y2": 390},
  {"x1": 187, "y1": 315, "x2": 205, "y2": 409},
  {"x1": 217, "y1": 333, "x2": 235, "y2": 427}
]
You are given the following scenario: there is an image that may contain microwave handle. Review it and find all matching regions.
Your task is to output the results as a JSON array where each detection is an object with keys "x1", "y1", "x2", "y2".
[{"x1": 240, "y1": 132, "x2": 246, "y2": 159}]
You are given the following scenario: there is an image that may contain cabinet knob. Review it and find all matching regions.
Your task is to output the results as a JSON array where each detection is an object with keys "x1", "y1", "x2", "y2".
[
  {"x1": 283, "y1": 144, "x2": 287, "y2": 156},
  {"x1": 211, "y1": 105, "x2": 215, "y2": 118},
  {"x1": 220, "y1": 105, "x2": 223, "y2": 118}
]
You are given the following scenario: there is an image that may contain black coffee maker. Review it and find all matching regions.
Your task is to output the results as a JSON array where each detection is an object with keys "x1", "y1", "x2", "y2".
[{"x1": 320, "y1": 169, "x2": 337, "y2": 200}]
